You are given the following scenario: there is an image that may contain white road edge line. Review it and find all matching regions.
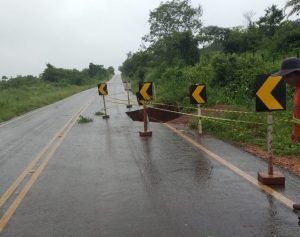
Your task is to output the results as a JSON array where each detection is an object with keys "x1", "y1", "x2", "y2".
[{"x1": 164, "y1": 123, "x2": 295, "y2": 210}]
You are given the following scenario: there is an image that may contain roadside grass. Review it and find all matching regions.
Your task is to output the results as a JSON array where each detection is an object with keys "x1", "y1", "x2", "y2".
[
  {"x1": 77, "y1": 115, "x2": 93, "y2": 124},
  {"x1": 0, "y1": 81, "x2": 97, "y2": 123},
  {"x1": 188, "y1": 108, "x2": 300, "y2": 158},
  {"x1": 95, "y1": 111, "x2": 105, "y2": 116}
]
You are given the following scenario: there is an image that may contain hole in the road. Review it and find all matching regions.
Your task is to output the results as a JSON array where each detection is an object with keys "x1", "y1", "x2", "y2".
[{"x1": 126, "y1": 107, "x2": 182, "y2": 123}]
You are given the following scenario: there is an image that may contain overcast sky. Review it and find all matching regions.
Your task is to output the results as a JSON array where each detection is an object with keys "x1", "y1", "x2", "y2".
[{"x1": 0, "y1": 0, "x2": 288, "y2": 77}]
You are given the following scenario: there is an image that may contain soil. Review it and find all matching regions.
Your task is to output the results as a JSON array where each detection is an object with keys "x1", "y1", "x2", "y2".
[{"x1": 240, "y1": 143, "x2": 300, "y2": 176}]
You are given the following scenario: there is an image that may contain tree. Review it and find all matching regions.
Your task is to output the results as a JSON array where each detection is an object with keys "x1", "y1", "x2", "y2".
[
  {"x1": 273, "y1": 20, "x2": 300, "y2": 52},
  {"x1": 119, "y1": 50, "x2": 153, "y2": 80},
  {"x1": 88, "y1": 63, "x2": 107, "y2": 78},
  {"x1": 285, "y1": 0, "x2": 300, "y2": 17},
  {"x1": 223, "y1": 28, "x2": 246, "y2": 53},
  {"x1": 2, "y1": 76, "x2": 8, "y2": 80},
  {"x1": 107, "y1": 66, "x2": 115, "y2": 75},
  {"x1": 198, "y1": 26, "x2": 228, "y2": 47},
  {"x1": 144, "y1": 0, "x2": 202, "y2": 43},
  {"x1": 243, "y1": 10, "x2": 256, "y2": 28},
  {"x1": 257, "y1": 5, "x2": 285, "y2": 37},
  {"x1": 152, "y1": 31, "x2": 200, "y2": 66},
  {"x1": 42, "y1": 63, "x2": 60, "y2": 82}
]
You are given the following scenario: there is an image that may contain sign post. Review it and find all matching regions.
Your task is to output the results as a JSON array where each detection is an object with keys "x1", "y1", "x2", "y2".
[
  {"x1": 256, "y1": 74, "x2": 286, "y2": 185},
  {"x1": 267, "y1": 112, "x2": 273, "y2": 175},
  {"x1": 125, "y1": 81, "x2": 132, "y2": 109},
  {"x1": 138, "y1": 82, "x2": 153, "y2": 137},
  {"x1": 197, "y1": 104, "x2": 202, "y2": 134},
  {"x1": 102, "y1": 95, "x2": 109, "y2": 119},
  {"x1": 98, "y1": 83, "x2": 109, "y2": 119},
  {"x1": 190, "y1": 84, "x2": 207, "y2": 135}
]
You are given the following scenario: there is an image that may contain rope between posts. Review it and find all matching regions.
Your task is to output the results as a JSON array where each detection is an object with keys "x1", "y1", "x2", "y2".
[
  {"x1": 107, "y1": 96, "x2": 299, "y2": 125},
  {"x1": 106, "y1": 97, "x2": 266, "y2": 125},
  {"x1": 150, "y1": 102, "x2": 257, "y2": 115},
  {"x1": 108, "y1": 97, "x2": 261, "y2": 115},
  {"x1": 150, "y1": 107, "x2": 266, "y2": 125}
]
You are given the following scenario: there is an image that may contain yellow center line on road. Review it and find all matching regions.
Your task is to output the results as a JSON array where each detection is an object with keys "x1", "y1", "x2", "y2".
[
  {"x1": 0, "y1": 95, "x2": 96, "y2": 233},
  {"x1": 164, "y1": 123, "x2": 295, "y2": 210}
]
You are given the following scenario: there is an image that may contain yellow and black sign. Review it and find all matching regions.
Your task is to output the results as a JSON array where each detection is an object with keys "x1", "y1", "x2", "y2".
[
  {"x1": 98, "y1": 83, "x2": 108, "y2": 96},
  {"x1": 190, "y1": 84, "x2": 207, "y2": 104},
  {"x1": 136, "y1": 92, "x2": 143, "y2": 105},
  {"x1": 256, "y1": 74, "x2": 285, "y2": 112},
  {"x1": 138, "y1": 82, "x2": 153, "y2": 101}
]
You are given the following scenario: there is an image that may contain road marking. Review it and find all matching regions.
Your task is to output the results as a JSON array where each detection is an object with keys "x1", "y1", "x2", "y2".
[
  {"x1": 164, "y1": 123, "x2": 295, "y2": 210},
  {"x1": 0, "y1": 95, "x2": 95, "y2": 233},
  {"x1": 0, "y1": 110, "x2": 38, "y2": 128}
]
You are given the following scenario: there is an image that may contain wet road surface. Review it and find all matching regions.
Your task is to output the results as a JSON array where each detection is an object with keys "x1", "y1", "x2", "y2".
[{"x1": 1, "y1": 75, "x2": 300, "y2": 236}]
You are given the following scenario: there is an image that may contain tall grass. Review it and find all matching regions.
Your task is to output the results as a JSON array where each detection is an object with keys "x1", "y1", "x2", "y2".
[{"x1": 0, "y1": 80, "x2": 98, "y2": 123}]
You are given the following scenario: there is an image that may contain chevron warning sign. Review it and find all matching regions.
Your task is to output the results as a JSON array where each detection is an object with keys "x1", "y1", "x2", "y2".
[
  {"x1": 98, "y1": 83, "x2": 108, "y2": 96},
  {"x1": 139, "y1": 82, "x2": 152, "y2": 101},
  {"x1": 190, "y1": 84, "x2": 207, "y2": 104},
  {"x1": 256, "y1": 74, "x2": 286, "y2": 112}
]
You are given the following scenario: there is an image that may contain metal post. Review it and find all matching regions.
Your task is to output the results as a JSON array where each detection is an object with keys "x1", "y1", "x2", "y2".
[
  {"x1": 197, "y1": 104, "x2": 202, "y2": 134},
  {"x1": 267, "y1": 112, "x2": 273, "y2": 175}
]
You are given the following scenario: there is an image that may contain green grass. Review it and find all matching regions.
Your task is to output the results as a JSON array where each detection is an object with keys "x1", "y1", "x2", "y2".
[
  {"x1": 77, "y1": 115, "x2": 93, "y2": 124},
  {"x1": 0, "y1": 81, "x2": 97, "y2": 123},
  {"x1": 188, "y1": 108, "x2": 300, "y2": 158}
]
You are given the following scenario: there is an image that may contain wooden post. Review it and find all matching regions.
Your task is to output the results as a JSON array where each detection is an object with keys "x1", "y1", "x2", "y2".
[
  {"x1": 197, "y1": 104, "x2": 202, "y2": 135},
  {"x1": 126, "y1": 81, "x2": 132, "y2": 108},
  {"x1": 102, "y1": 95, "x2": 109, "y2": 119},
  {"x1": 144, "y1": 103, "x2": 147, "y2": 132},
  {"x1": 267, "y1": 112, "x2": 273, "y2": 175},
  {"x1": 257, "y1": 112, "x2": 285, "y2": 184},
  {"x1": 139, "y1": 102, "x2": 152, "y2": 137}
]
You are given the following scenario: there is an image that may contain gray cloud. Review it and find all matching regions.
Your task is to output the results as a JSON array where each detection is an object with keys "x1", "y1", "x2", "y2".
[{"x1": 0, "y1": 0, "x2": 287, "y2": 77}]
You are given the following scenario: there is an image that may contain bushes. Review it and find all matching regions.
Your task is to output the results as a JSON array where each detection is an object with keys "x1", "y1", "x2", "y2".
[
  {"x1": 210, "y1": 53, "x2": 283, "y2": 105},
  {"x1": 41, "y1": 63, "x2": 113, "y2": 85}
]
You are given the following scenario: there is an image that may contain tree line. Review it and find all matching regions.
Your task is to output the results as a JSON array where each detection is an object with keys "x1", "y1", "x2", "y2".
[
  {"x1": 119, "y1": 0, "x2": 300, "y2": 105},
  {"x1": 1, "y1": 63, "x2": 114, "y2": 89}
]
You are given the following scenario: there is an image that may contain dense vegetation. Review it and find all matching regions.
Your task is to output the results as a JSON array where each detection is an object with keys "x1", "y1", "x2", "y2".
[
  {"x1": 120, "y1": 0, "x2": 300, "y2": 157},
  {"x1": 0, "y1": 63, "x2": 114, "y2": 122}
]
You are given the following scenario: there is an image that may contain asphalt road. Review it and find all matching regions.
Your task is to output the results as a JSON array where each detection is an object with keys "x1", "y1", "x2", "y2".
[{"x1": 1, "y1": 75, "x2": 300, "y2": 236}]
